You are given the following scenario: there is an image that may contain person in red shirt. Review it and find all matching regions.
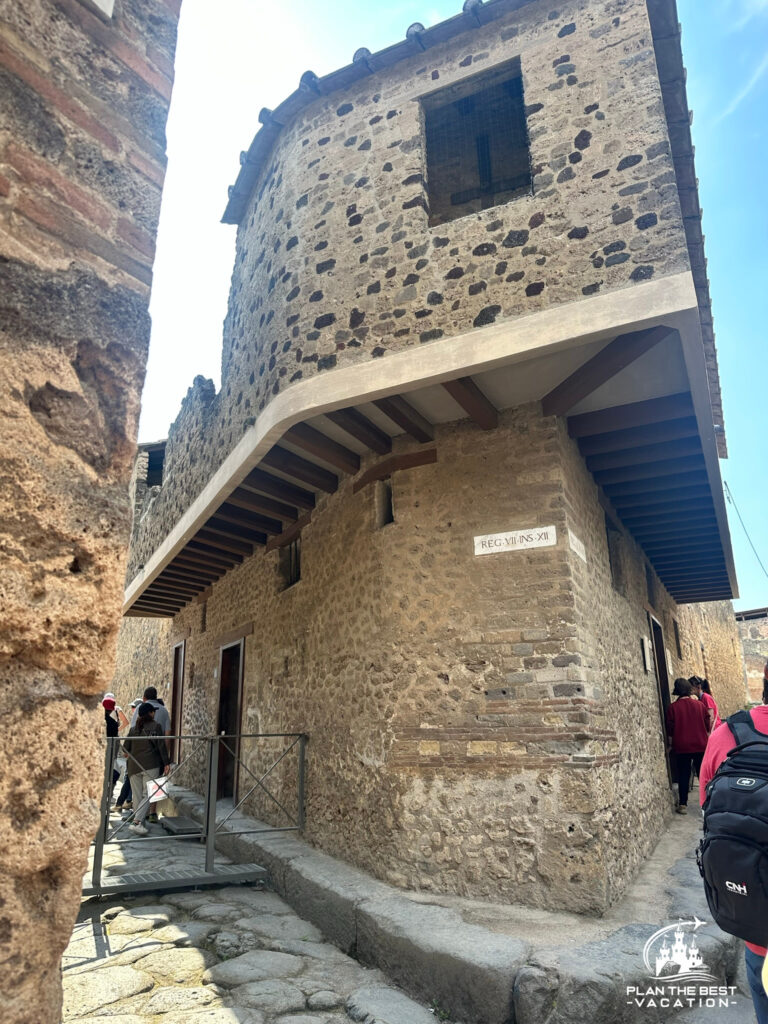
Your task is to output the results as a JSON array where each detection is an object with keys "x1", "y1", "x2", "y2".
[
  {"x1": 700, "y1": 679, "x2": 768, "y2": 1024},
  {"x1": 689, "y1": 676, "x2": 721, "y2": 733},
  {"x1": 665, "y1": 678, "x2": 709, "y2": 814}
]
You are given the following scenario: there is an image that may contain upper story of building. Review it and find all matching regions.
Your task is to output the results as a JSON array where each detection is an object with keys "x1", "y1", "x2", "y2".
[
  {"x1": 220, "y1": 0, "x2": 720, "y2": 439},
  {"x1": 124, "y1": 0, "x2": 735, "y2": 613}
]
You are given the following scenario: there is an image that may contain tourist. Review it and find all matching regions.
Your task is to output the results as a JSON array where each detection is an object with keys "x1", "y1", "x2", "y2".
[
  {"x1": 122, "y1": 702, "x2": 171, "y2": 836},
  {"x1": 113, "y1": 697, "x2": 142, "y2": 813},
  {"x1": 129, "y1": 686, "x2": 171, "y2": 735},
  {"x1": 689, "y1": 676, "x2": 721, "y2": 733},
  {"x1": 102, "y1": 697, "x2": 122, "y2": 792},
  {"x1": 665, "y1": 678, "x2": 708, "y2": 814},
  {"x1": 700, "y1": 677, "x2": 768, "y2": 1023}
]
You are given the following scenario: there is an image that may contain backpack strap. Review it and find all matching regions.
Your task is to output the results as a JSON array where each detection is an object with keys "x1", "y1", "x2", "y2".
[{"x1": 727, "y1": 709, "x2": 767, "y2": 747}]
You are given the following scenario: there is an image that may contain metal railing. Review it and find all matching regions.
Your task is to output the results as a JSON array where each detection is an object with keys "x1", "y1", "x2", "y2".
[{"x1": 87, "y1": 731, "x2": 307, "y2": 896}]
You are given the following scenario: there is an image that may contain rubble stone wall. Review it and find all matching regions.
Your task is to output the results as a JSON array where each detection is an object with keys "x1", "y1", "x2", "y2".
[
  {"x1": 0, "y1": 1, "x2": 178, "y2": 1020},
  {"x1": 113, "y1": 400, "x2": 743, "y2": 913},
  {"x1": 127, "y1": 0, "x2": 690, "y2": 579},
  {"x1": 737, "y1": 613, "x2": 768, "y2": 703}
]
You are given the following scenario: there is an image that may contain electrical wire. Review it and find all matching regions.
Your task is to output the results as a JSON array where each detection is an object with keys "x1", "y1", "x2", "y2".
[{"x1": 724, "y1": 480, "x2": 768, "y2": 582}]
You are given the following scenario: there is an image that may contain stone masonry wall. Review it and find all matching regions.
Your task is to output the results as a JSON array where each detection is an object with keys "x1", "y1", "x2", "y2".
[
  {"x1": 0, "y1": 1, "x2": 178, "y2": 1021},
  {"x1": 113, "y1": 399, "x2": 734, "y2": 914},
  {"x1": 678, "y1": 601, "x2": 748, "y2": 713},
  {"x1": 737, "y1": 613, "x2": 768, "y2": 703},
  {"x1": 127, "y1": 0, "x2": 690, "y2": 579}
]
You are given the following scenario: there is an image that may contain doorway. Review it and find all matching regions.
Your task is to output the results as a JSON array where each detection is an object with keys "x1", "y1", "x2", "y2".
[
  {"x1": 649, "y1": 613, "x2": 673, "y2": 784},
  {"x1": 217, "y1": 640, "x2": 244, "y2": 799},
  {"x1": 170, "y1": 641, "x2": 185, "y2": 761}
]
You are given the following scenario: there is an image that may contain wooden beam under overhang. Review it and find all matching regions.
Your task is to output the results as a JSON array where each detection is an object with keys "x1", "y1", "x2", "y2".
[
  {"x1": 442, "y1": 377, "x2": 498, "y2": 430},
  {"x1": 620, "y1": 510, "x2": 717, "y2": 531},
  {"x1": 325, "y1": 408, "x2": 392, "y2": 454},
  {"x1": 227, "y1": 486, "x2": 299, "y2": 522},
  {"x1": 163, "y1": 567, "x2": 222, "y2": 587},
  {"x1": 241, "y1": 468, "x2": 315, "y2": 510},
  {"x1": 604, "y1": 471, "x2": 708, "y2": 499},
  {"x1": 284, "y1": 423, "x2": 360, "y2": 474},
  {"x1": 205, "y1": 518, "x2": 268, "y2": 546},
  {"x1": 542, "y1": 326, "x2": 676, "y2": 417},
  {"x1": 568, "y1": 392, "x2": 694, "y2": 438},
  {"x1": 577, "y1": 417, "x2": 699, "y2": 457},
  {"x1": 146, "y1": 582, "x2": 200, "y2": 598},
  {"x1": 594, "y1": 457, "x2": 706, "y2": 487},
  {"x1": 644, "y1": 538, "x2": 724, "y2": 556},
  {"x1": 133, "y1": 596, "x2": 183, "y2": 612},
  {"x1": 164, "y1": 559, "x2": 224, "y2": 578},
  {"x1": 611, "y1": 488, "x2": 712, "y2": 513},
  {"x1": 216, "y1": 503, "x2": 283, "y2": 535},
  {"x1": 187, "y1": 539, "x2": 245, "y2": 563},
  {"x1": 175, "y1": 549, "x2": 236, "y2": 571},
  {"x1": 262, "y1": 445, "x2": 338, "y2": 493},
  {"x1": 586, "y1": 437, "x2": 703, "y2": 473},
  {"x1": 125, "y1": 609, "x2": 172, "y2": 618},
  {"x1": 195, "y1": 530, "x2": 253, "y2": 557},
  {"x1": 374, "y1": 395, "x2": 434, "y2": 443}
]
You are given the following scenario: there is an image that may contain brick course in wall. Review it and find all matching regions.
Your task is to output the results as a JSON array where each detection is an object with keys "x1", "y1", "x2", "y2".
[
  {"x1": 0, "y1": 1, "x2": 178, "y2": 1020},
  {"x1": 113, "y1": 402, "x2": 745, "y2": 914}
]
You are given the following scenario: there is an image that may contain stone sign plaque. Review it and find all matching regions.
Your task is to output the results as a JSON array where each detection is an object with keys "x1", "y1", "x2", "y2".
[
  {"x1": 474, "y1": 525, "x2": 557, "y2": 557},
  {"x1": 568, "y1": 529, "x2": 587, "y2": 563}
]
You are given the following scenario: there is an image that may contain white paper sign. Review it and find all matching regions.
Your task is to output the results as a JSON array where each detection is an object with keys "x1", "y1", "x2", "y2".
[
  {"x1": 474, "y1": 525, "x2": 557, "y2": 557},
  {"x1": 568, "y1": 529, "x2": 587, "y2": 563}
]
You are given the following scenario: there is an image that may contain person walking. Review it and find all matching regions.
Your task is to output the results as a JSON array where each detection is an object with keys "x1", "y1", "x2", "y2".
[
  {"x1": 665, "y1": 678, "x2": 708, "y2": 814},
  {"x1": 700, "y1": 677, "x2": 768, "y2": 1023},
  {"x1": 122, "y1": 702, "x2": 171, "y2": 836},
  {"x1": 689, "y1": 676, "x2": 721, "y2": 733},
  {"x1": 129, "y1": 686, "x2": 171, "y2": 735},
  {"x1": 113, "y1": 697, "x2": 142, "y2": 813}
]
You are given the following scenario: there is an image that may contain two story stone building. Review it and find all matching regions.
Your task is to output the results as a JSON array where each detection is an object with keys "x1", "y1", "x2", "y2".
[{"x1": 114, "y1": 0, "x2": 746, "y2": 914}]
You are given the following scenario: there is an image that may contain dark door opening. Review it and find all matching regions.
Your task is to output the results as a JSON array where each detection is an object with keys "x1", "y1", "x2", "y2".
[
  {"x1": 170, "y1": 641, "x2": 185, "y2": 762},
  {"x1": 217, "y1": 640, "x2": 244, "y2": 800},
  {"x1": 649, "y1": 614, "x2": 673, "y2": 784}
]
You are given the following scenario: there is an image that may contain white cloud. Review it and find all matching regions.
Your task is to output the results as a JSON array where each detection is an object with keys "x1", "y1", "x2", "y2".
[{"x1": 714, "y1": 49, "x2": 768, "y2": 122}]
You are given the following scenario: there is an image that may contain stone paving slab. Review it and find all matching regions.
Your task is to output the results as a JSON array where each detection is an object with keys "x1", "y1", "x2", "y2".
[
  {"x1": 65, "y1": 827, "x2": 438, "y2": 1024},
  {"x1": 167, "y1": 787, "x2": 756, "y2": 1024}
]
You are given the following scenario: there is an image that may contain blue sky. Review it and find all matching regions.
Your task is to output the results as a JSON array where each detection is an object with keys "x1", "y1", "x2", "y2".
[{"x1": 141, "y1": 0, "x2": 768, "y2": 611}]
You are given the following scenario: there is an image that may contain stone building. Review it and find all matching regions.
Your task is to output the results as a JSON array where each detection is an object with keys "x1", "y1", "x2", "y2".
[
  {"x1": 115, "y1": 0, "x2": 745, "y2": 915},
  {"x1": 736, "y1": 607, "x2": 768, "y2": 702},
  {"x1": 0, "y1": 1, "x2": 179, "y2": 1021}
]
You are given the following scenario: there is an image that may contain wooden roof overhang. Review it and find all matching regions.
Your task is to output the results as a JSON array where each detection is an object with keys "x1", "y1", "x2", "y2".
[{"x1": 124, "y1": 273, "x2": 737, "y2": 618}]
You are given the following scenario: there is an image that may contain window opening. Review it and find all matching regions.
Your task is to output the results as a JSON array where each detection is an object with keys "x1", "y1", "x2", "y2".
[
  {"x1": 145, "y1": 443, "x2": 166, "y2": 487},
  {"x1": 279, "y1": 537, "x2": 301, "y2": 589},
  {"x1": 645, "y1": 563, "x2": 656, "y2": 609},
  {"x1": 673, "y1": 619, "x2": 682, "y2": 660},
  {"x1": 375, "y1": 478, "x2": 395, "y2": 528},
  {"x1": 605, "y1": 515, "x2": 626, "y2": 595},
  {"x1": 422, "y1": 58, "x2": 532, "y2": 225}
]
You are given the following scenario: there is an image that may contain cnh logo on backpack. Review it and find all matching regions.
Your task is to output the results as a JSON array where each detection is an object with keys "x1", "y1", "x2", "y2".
[{"x1": 698, "y1": 709, "x2": 768, "y2": 948}]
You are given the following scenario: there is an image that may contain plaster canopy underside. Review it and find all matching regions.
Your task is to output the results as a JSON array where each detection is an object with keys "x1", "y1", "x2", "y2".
[
  {"x1": 125, "y1": 272, "x2": 736, "y2": 618},
  {"x1": 222, "y1": 0, "x2": 724, "y2": 456}
]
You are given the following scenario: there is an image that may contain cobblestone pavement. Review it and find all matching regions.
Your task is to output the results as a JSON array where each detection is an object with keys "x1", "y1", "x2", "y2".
[{"x1": 65, "y1": 819, "x2": 440, "y2": 1024}]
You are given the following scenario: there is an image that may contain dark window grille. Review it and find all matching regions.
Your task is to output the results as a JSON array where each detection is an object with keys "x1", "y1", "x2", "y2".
[{"x1": 422, "y1": 58, "x2": 532, "y2": 225}]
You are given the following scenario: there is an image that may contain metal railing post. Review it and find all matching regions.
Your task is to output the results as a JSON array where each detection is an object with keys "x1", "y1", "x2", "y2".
[
  {"x1": 91, "y1": 737, "x2": 114, "y2": 893},
  {"x1": 297, "y1": 734, "x2": 307, "y2": 831},
  {"x1": 204, "y1": 736, "x2": 219, "y2": 874}
]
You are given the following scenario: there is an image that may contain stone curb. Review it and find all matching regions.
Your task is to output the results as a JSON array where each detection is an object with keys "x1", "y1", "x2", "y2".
[{"x1": 169, "y1": 788, "x2": 744, "y2": 1024}]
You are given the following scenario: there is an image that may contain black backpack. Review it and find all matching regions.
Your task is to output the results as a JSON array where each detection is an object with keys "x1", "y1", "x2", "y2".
[{"x1": 698, "y1": 710, "x2": 768, "y2": 946}]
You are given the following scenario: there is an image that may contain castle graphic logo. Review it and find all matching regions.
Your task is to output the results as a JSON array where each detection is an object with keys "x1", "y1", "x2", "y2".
[{"x1": 626, "y1": 918, "x2": 739, "y2": 1012}]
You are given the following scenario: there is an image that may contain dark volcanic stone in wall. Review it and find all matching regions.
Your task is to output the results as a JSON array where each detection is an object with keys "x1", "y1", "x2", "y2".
[{"x1": 128, "y1": 0, "x2": 691, "y2": 575}]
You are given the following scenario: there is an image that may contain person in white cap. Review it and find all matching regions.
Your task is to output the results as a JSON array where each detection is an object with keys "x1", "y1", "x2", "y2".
[{"x1": 113, "y1": 698, "x2": 142, "y2": 813}]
